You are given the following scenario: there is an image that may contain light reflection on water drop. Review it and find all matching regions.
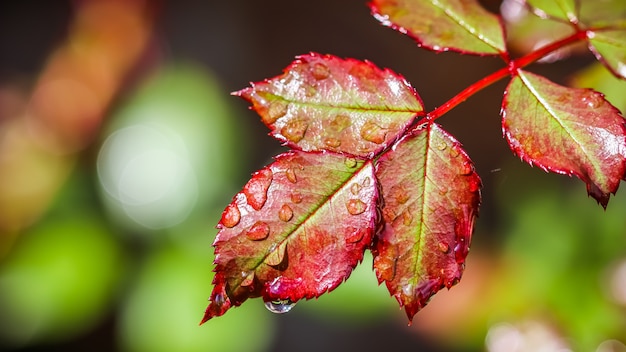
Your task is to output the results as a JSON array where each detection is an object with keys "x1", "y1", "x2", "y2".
[{"x1": 264, "y1": 299, "x2": 296, "y2": 314}]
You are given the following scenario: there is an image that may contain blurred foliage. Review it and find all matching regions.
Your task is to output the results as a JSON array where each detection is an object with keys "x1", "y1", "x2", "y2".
[{"x1": 0, "y1": 1, "x2": 625, "y2": 351}]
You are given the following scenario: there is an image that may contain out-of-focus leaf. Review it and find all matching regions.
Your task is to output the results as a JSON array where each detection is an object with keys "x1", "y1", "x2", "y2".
[
  {"x1": 373, "y1": 122, "x2": 481, "y2": 323},
  {"x1": 526, "y1": 0, "x2": 579, "y2": 22},
  {"x1": 202, "y1": 151, "x2": 378, "y2": 322},
  {"x1": 570, "y1": 62, "x2": 626, "y2": 112},
  {"x1": 0, "y1": 214, "x2": 123, "y2": 346},
  {"x1": 579, "y1": 0, "x2": 626, "y2": 27},
  {"x1": 586, "y1": 28, "x2": 626, "y2": 79},
  {"x1": 369, "y1": 0, "x2": 506, "y2": 55},
  {"x1": 236, "y1": 53, "x2": 423, "y2": 158},
  {"x1": 502, "y1": 0, "x2": 577, "y2": 60},
  {"x1": 502, "y1": 69, "x2": 626, "y2": 207}
]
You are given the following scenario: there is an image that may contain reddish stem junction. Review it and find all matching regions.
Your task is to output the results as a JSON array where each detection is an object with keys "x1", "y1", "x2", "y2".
[{"x1": 425, "y1": 29, "x2": 590, "y2": 121}]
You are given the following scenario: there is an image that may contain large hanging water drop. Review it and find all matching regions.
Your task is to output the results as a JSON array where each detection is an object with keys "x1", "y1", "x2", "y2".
[{"x1": 264, "y1": 299, "x2": 296, "y2": 314}]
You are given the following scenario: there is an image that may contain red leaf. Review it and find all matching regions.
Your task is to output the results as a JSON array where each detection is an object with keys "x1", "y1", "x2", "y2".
[
  {"x1": 502, "y1": 69, "x2": 626, "y2": 207},
  {"x1": 235, "y1": 53, "x2": 423, "y2": 158},
  {"x1": 201, "y1": 151, "x2": 378, "y2": 323},
  {"x1": 369, "y1": 0, "x2": 506, "y2": 55},
  {"x1": 373, "y1": 123, "x2": 481, "y2": 323}
]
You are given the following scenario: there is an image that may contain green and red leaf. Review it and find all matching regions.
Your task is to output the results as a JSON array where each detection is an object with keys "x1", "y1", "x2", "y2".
[
  {"x1": 526, "y1": 0, "x2": 579, "y2": 23},
  {"x1": 369, "y1": 0, "x2": 506, "y2": 55},
  {"x1": 373, "y1": 122, "x2": 481, "y2": 323},
  {"x1": 502, "y1": 69, "x2": 626, "y2": 207},
  {"x1": 235, "y1": 53, "x2": 423, "y2": 158},
  {"x1": 201, "y1": 151, "x2": 378, "y2": 323},
  {"x1": 586, "y1": 28, "x2": 626, "y2": 79}
]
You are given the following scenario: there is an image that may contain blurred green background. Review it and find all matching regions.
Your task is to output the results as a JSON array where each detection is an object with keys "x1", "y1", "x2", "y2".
[{"x1": 0, "y1": 1, "x2": 625, "y2": 351}]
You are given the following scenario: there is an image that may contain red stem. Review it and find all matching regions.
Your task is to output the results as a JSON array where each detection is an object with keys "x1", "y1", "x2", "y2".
[{"x1": 426, "y1": 30, "x2": 589, "y2": 121}]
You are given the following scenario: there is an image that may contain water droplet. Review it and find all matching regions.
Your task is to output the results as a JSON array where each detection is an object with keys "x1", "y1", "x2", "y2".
[
  {"x1": 360, "y1": 121, "x2": 387, "y2": 144},
  {"x1": 264, "y1": 299, "x2": 296, "y2": 314},
  {"x1": 350, "y1": 183, "x2": 362, "y2": 195},
  {"x1": 311, "y1": 62, "x2": 330, "y2": 80},
  {"x1": 389, "y1": 185, "x2": 409, "y2": 204},
  {"x1": 437, "y1": 141, "x2": 447, "y2": 150},
  {"x1": 265, "y1": 241, "x2": 287, "y2": 266},
  {"x1": 460, "y1": 161, "x2": 473, "y2": 175},
  {"x1": 330, "y1": 114, "x2": 351, "y2": 132},
  {"x1": 278, "y1": 204, "x2": 294, "y2": 222},
  {"x1": 449, "y1": 147, "x2": 460, "y2": 158},
  {"x1": 265, "y1": 100, "x2": 288, "y2": 124},
  {"x1": 240, "y1": 271, "x2": 255, "y2": 286},
  {"x1": 438, "y1": 242, "x2": 449, "y2": 253},
  {"x1": 285, "y1": 168, "x2": 297, "y2": 183},
  {"x1": 362, "y1": 176, "x2": 371, "y2": 187},
  {"x1": 324, "y1": 137, "x2": 341, "y2": 148},
  {"x1": 346, "y1": 199, "x2": 367, "y2": 215},
  {"x1": 345, "y1": 226, "x2": 366, "y2": 243},
  {"x1": 290, "y1": 191, "x2": 303, "y2": 203},
  {"x1": 281, "y1": 118, "x2": 308, "y2": 143},
  {"x1": 402, "y1": 210, "x2": 413, "y2": 226},
  {"x1": 402, "y1": 284, "x2": 414, "y2": 297},
  {"x1": 221, "y1": 204, "x2": 241, "y2": 228},
  {"x1": 583, "y1": 93, "x2": 603, "y2": 108},
  {"x1": 344, "y1": 157, "x2": 358, "y2": 168},
  {"x1": 243, "y1": 169, "x2": 273, "y2": 210},
  {"x1": 213, "y1": 293, "x2": 226, "y2": 306},
  {"x1": 246, "y1": 221, "x2": 270, "y2": 240}
]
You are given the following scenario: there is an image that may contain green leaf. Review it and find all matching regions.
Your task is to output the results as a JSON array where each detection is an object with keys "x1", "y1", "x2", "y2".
[
  {"x1": 526, "y1": 0, "x2": 579, "y2": 22},
  {"x1": 202, "y1": 151, "x2": 378, "y2": 322},
  {"x1": 587, "y1": 28, "x2": 626, "y2": 79},
  {"x1": 369, "y1": 0, "x2": 506, "y2": 55},
  {"x1": 502, "y1": 69, "x2": 626, "y2": 207},
  {"x1": 579, "y1": 0, "x2": 626, "y2": 27},
  {"x1": 236, "y1": 53, "x2": 423, "y2": 158},
  {"x1": 373, "y1": 123, "x2": 481, "y2": 323}
]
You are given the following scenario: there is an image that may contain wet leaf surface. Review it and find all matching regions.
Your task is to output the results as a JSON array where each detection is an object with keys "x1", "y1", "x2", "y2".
[
  {"x1": 369, "y1": 0, "x2": 506, "y2": 55},
  {"x1": 202, "y1": 151, "x2": 378, "y2": 323},
  {"x1": 373, "y1": 123, "x2": 481, "y2": 323},
  {"x1": 235, "y1": 53, "x2": 423, "y2": 158},
  {"x1": 502, "y1": 69, "x2": 626, "y2": 207}
]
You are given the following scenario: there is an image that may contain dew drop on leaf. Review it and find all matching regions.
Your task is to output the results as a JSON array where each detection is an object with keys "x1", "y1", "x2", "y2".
[
  {"x1": 344, "y1": 157, "x2": 358, "y2": 168},
  {"x1": 350, "y1": 183, "x2": 362, "y2": 195},
  {"x1": 243, "y1": 169, "x2": 273, "y2": 210},
  {"x1": 266, "y1": 100, "x2": 288, "y2": 124},
  {"x1": 324, "y1": 137, "x2": 341, "y2": 148},
  {"x1": 449, "y1": 147, "x2": 460, "y2": 158},
  {"x1": 290, "y1": 191, "x2": 303, "y2": 204},
  {"x1": 438, "y1": 242, "x2": 450, "y2": 253},
  {"x1": 346, "y1": 199, "x2": 367, "y2": 215},
  {"x1": 389, "y1": 185, "x2": 409, "y2": 204},
  {"x1": 278, "y1": 204, "x2": 294, "y2": 222},
  {"x1": 311, "y1": 62, "x2": 331, "y2": 80},
  {"x1": 437, "y1": 141, "x2": 447, "y2": 150},
  {"x1": 240, "y1": 271, "x2": 255, "y2": 286},
  {"x1": 360, "y1": 121, "x2": 387, "y2": 144},
  {"x1": 345, "y1": 226, "x2": 366, "y2": 243},
  {"x1": 460, "y1": 161, "x2": 474, "y2": 175},
  {"x1": 362, "y1": 176, "x2": 371, "y2": 187},
  {"x1": 264, "y1": 242, "x2": 287, "y2": 266},
  {"x1": 281, "y1": 118, "x2": 308, "y2": 143},
  {"x1": 401, "y1": 210, "x2": 413, "y2": 226},
  {"x1": 221, "y1": 204, "x2": 241, "y2": 228},
  {"x1": 285, "y1": 168, "x2": 297, "y2": 183},
  {"x1": 264, "y1": 299, "x2": 296, "y2": 314},
  {"x1": 330, "y1": 114, "x2": 351, "y2": 132},
  {"x1": 246, "y1": 221, "x2": 270, "y2": 240},
  {"x1": 582, "y1": 93, "x2": 603, "y2": 108}
]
